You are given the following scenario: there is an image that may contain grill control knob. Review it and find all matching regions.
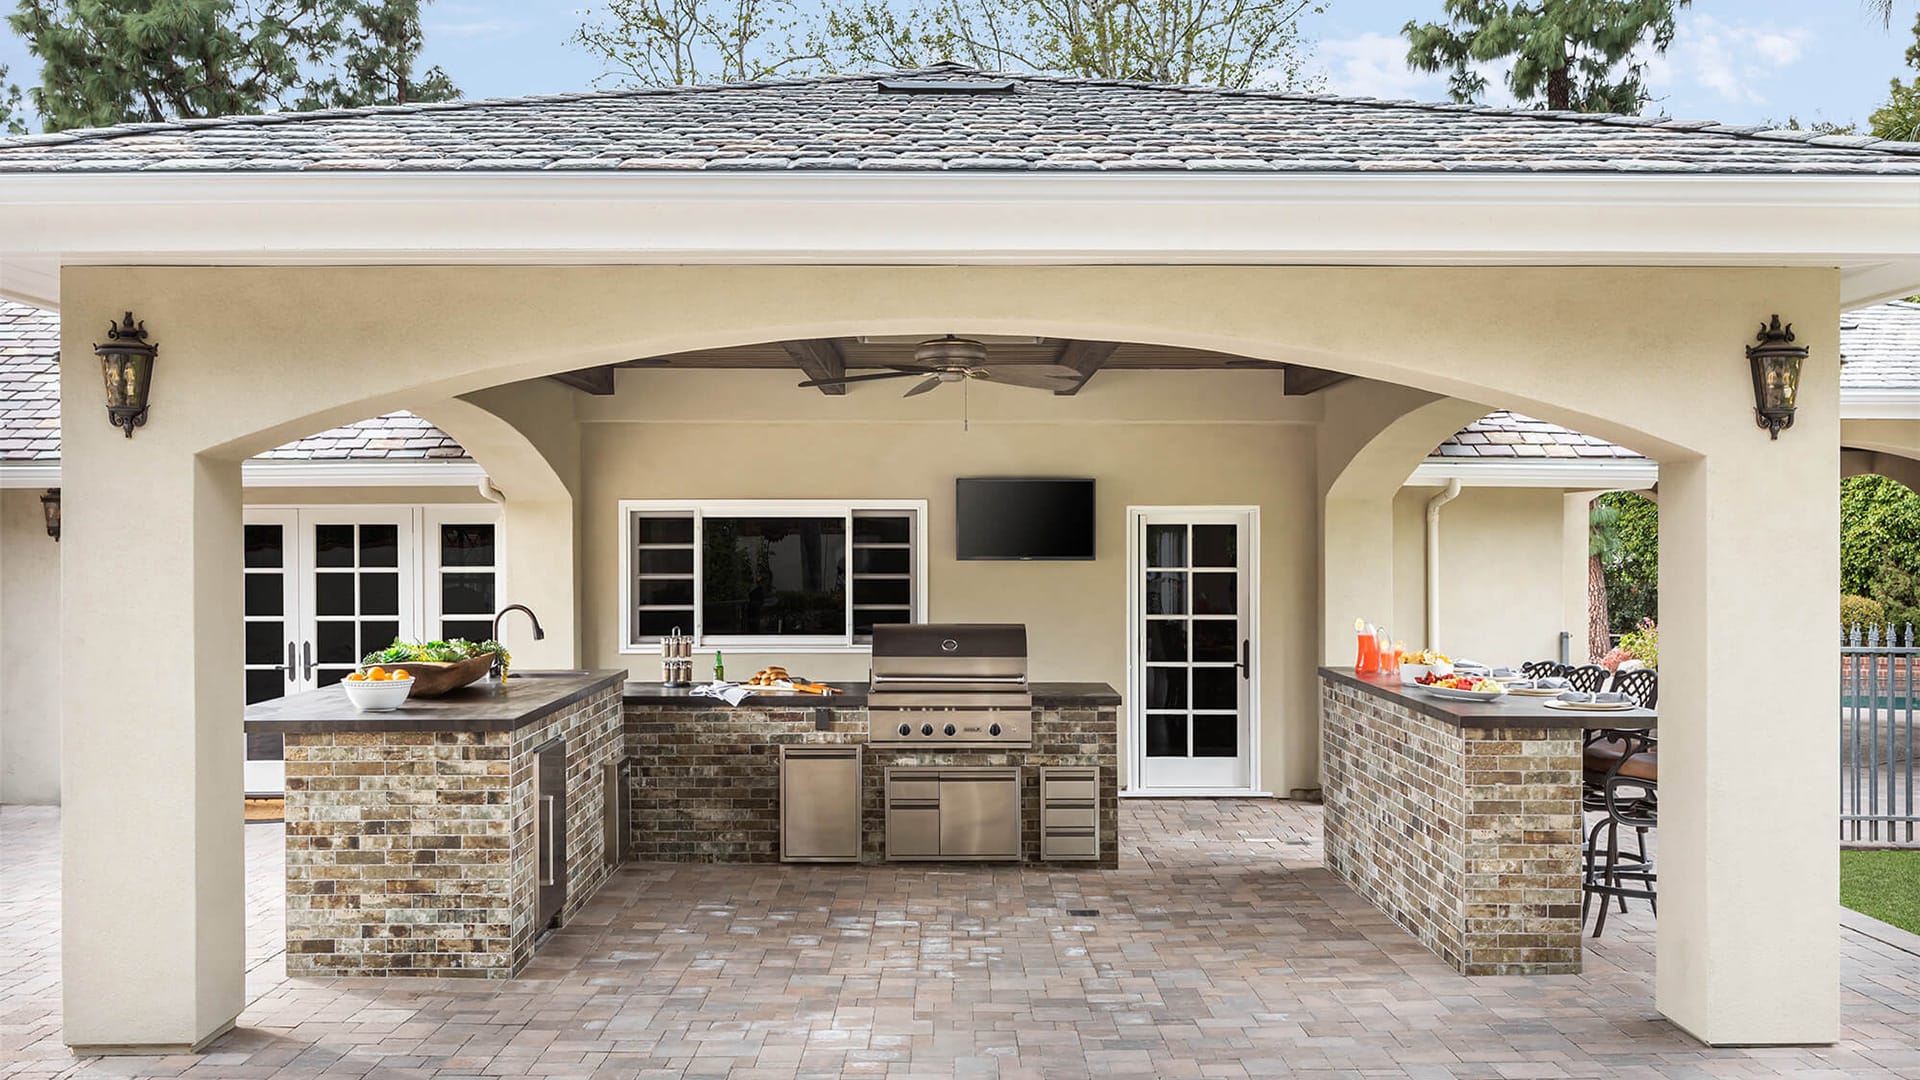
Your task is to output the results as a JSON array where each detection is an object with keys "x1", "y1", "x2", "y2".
[
  {"x1": 943, "y1": 723, "x2": 958, "y2": 737},
  {"x1": 921, "y1": 723, "x2": 935, "y2": 737},
  {"x1": 989, "y1": 723, "x2": 1002, "y2": 737},
  {"x1": 898, "y1": 723, "x2": 912, "y2": 737}
]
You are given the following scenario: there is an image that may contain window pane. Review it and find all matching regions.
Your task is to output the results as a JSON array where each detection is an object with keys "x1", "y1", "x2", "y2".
[
  {"x1": 636, "y1": 547, "x2": 694, "y2": 575},
  {"x1": 440, "y1": 524, "x2": 496, "y2": 567},
  {"x1": 315, "y1": 572, "x2": 355, "y2": 616},
  {"x1": 634, "y1": 514, "x2": 694, "y2": 544},
  {"x1": 1145, "y1": 572, "x2": 1186, "y2": 615},
  {"x1": 852, "y1": 547, "x2": 911, "y2": 574},
  {"x1": 854, "y1": 608, "x2": 911, "y2": 636},
  {"x1": 633, "y1": 609, "x2": 693, "y2": 639},
  {"x1": 1192, "y1": 524, "x2": 1236, "y2": 568},
  {"x1": 244, "y1": 525, "x2": 283, "y2": 569},
  {"x1": 359, "y1": 572, "x2": 399, "y2": 617},
  {"x1": 358, "y1": 524, "x2": 399, "y2": 568},
  {"x1": 852, "y1": 515, "x2": 910, "y2": 544},
  {"x1": 444, "y1": 619, "x2": 493, "y2": 642},
  {"x1": 702, "y1": 517, "x2": 847, "y2": 636},
  {"x1": 635, "y1": 578, "x2": 694, "y2": 607},
  {"x1": 314, "y1": 525, "x2": 354, "y2": 568},
  {"x1": 360, "y1": 621, "x2": 399, "y2": 655},
  {"x1": 1146, "y1": 525, "x2": 1185, "y2": 568},
  {"x1": 1192, "y1": 620, "x2": 1238, "y2": 663},
  {"x1": 1193, "y1": 667, "x2": 1238, "y2": 710},
  {"x1": 1146, "y1": 667, "x2": 1187, "y2": 709},
  {"x1": 1144, "y1": 620, "x2": 1186, "y2": 662},
  {"x1": 1193, "y1": 715, "x2": 1238, "y2": 758},
  {"x1": 244, "y1": 573, "x2": 283, "y2": 617},
  {"x1": 1145, "y1": 714, "x2": 1187, "y2": 757},
  {"x1": 316, "y1": 621, "x2": 356, "y2": 664},
  {"x1": 245, "y1": 621, "x2": 285, "y2": 666},
  {"x1": 853, "y1": 579, "x2": 911, "y2": 607},
  {"x1": 1192, "y1": 573, "x2": 1237, "y2": 615},
  {"x1": 442, "y1": 571, "x2": 496, "y2": 615}
]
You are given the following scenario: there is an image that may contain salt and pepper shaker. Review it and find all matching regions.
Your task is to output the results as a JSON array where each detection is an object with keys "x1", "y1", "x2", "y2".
[{"x1": 661, "y1": 627, "x2": 693, "y2": 687}]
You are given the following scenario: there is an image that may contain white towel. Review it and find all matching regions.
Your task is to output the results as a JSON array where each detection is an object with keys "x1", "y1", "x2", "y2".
[{"x1": 691, "y1": 681, "x2": 757, "y2": 706}]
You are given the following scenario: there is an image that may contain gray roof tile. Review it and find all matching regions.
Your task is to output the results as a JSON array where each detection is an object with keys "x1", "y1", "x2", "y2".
[{"x1": 1, "y1": 62, "x2": 1918, "y2": 175}]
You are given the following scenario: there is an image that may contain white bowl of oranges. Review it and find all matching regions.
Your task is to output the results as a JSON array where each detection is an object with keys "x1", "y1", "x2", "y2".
[{"x1": 342, "y1": 666, "x2": 414, "y2": 711}]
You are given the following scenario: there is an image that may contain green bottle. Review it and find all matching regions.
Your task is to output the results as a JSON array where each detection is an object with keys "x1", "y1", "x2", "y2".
[{"x1": 714, "y1": 650, "x2": 725, "y2": 682}]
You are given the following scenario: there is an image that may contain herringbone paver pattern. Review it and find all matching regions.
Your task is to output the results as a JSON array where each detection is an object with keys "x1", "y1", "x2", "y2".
[{"x1": 3, "y1": 801, "x2": 1917, "y2": 1078}]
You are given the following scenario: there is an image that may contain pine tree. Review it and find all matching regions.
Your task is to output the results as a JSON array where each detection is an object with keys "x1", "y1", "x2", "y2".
[{"x1": 1403, "y1": 0, "x2": 1689, "y2": 114}]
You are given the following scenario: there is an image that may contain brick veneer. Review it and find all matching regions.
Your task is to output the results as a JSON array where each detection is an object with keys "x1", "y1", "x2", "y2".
[
  {"x1": 624, "y1": 703, "x2": 1120, "y2": 867},
  {"x1": 1320, "y1": 678, "x2": 1584, "y2": 975},
  {"x1": 282, "y1": 685, "x2": 622, "y2": 978}
]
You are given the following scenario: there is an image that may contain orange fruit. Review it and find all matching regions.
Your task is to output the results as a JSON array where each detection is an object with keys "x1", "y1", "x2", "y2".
[
  {"x1": 366, "y1": 666, "x2": 387, "y2": 681},
  {"x1": 345, "y1": 672, "x2": 365, "y2": 682},
  {"x1": 393, "y1": 670, "x2": 411, "y2": 681}
]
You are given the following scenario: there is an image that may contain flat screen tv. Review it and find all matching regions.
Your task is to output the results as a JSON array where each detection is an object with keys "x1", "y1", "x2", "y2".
[{"x1": 956, "y1": 478, "x2": 1095, "y2": 560}]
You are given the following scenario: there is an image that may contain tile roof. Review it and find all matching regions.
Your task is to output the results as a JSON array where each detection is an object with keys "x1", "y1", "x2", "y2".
[
  {"x1": 1432, "y1": 410, "x2": 1648, "y2": 461},
  {"x1": 1, "y1": 63, "x2": 1918, "y2": 175},
  {"x1": 1840, "y1": 300, "x2": 1920, "y2": 390},
  {"x1": 0, "y1": 299, "x2": 468, "y2": 463}
]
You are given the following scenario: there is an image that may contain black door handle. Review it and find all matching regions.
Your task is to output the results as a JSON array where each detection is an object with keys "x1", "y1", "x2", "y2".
[
  {"x1": 301, "y1": 640, "x2": 314, "y2": 681},
  {"x1": 1236, "y1": 639, "x2": 1251, "y2": 680},
  {"x1": 285, "y1": 641, "x2": 297, "y2": 682}
]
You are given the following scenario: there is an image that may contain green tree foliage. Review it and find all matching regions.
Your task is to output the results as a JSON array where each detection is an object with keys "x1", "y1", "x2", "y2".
[
  {"x1": 1842, "y1": 474, "x2": 1920, "y2": 629},
  {"x1": 1595, "y1": 490, "x2": 1656, "y2": 636},
  {"x1": 0, "y1": 63, "x2": 23, "y2": 134},
  {"x1": 9, "y1": 0, "x2": 458, "y2": 132},
  {"x1": 574, "y1": 0, "x2": 1327, "y2": 90},
  {"x1": 1869, "y1": 13, "x2": 1920, "y2": 142},
  {"x1": 1403, "y1": 0, "x2": 1688, "y2": 113}
]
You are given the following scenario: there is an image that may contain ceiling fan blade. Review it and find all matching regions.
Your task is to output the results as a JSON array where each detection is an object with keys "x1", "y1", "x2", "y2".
[
  {"x1": 977, "y1": 366, "x2": 1081, "y2": 392},
  {"x1": 902, "y1": 375, "x2": 946, "y2": 398},
  {"x1": 796, "y1": 370, "x2": 924, "y2": 388}
]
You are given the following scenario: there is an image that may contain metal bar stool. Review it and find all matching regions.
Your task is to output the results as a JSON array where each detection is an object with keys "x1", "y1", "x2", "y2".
[{"x1": 1582, "y1": 728, "x2": 1657, "y2": 936}]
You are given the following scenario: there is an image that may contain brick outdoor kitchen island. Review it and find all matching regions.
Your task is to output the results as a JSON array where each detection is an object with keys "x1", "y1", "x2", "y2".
[{"x1": 1319, "y1": 668, "x2": 1657, "y2": 976}]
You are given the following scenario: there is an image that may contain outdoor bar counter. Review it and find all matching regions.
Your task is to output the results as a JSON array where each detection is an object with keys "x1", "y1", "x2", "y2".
[
  {"x1": 1319, "y1": 667, "x2": 1657, "y2": 976},
  {"x1": 244, "y1": 670, "x2": 627, "y2": 978}
]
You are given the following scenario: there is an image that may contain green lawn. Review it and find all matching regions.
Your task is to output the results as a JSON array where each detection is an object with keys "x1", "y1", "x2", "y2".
[{"x1": 1840, "y1": 849, "x2": 1920, "y2": 935}]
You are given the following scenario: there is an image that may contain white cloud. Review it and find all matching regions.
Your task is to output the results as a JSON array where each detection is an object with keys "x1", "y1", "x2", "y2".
[
  {"x1": 1309, "y1": 31, "x2": 1516, "y2": 106},
  {"x1": 1650, "y1": 14, "x2": 1810, "y2": 107},
  {"x1": 426, "y1": 3, "x2": 528, "y2": 41}
]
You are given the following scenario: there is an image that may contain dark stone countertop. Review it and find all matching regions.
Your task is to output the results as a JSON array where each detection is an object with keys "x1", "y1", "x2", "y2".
[
  {"x1": 244, "y1": 670, "x2": 627, "y2": 734},
  {"x1": 1319, "y1": 667, "x2": 1656, "y2": 731},
  {"x1": 622, "y1": 681, "x2": 1123, "y2": 708}
]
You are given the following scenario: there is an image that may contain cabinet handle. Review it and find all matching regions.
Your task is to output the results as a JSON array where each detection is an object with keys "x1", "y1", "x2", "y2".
[{"x1": 540, "y1": 795, "x2": 558, "y2": 887}]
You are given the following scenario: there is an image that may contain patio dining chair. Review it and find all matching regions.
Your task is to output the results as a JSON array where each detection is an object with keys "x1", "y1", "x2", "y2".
[
  {"x1": 1608, "y1": 667, "x2": 1658, "y2": 709},
  {"x1": 1560, "y1": 664, "x2": 1610, "y2": 694}
]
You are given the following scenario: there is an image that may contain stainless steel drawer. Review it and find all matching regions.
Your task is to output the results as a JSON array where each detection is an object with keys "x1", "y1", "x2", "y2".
[
  {"x1": 1043, "y1": 806, "x2": 1098, "y2": 830},
  {"x1": 888, "y1": 775, "x2": 941, "y2": 802},
  {"x1": 1042, "y1": 831, "x2": 1099, "y2": 860},
  {"x1": 887, "y1": 807, "x2": 940, "y2": 858},
  {"x1": 1043, "y1": 777, "x2": 1097, "y2": 801}
]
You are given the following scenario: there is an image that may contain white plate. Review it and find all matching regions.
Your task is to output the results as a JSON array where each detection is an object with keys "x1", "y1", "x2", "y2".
[
  {"x1": 1543, "y1": 699, "x2": 1640, "y2": 712},
  {"x1": 1415, "y1": 685, "x2": 1507, "y2": 703},
  {"x1": 1507, "y1": 686, "x2": 1567, "y2": 697}
]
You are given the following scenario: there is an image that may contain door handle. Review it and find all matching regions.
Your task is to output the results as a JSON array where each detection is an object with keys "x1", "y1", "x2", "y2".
[
  {"x1": 1236, "y1": 640, "x2": 1251, "y2": 680},
  {"x1": 285, "y1": 642, "x2": 297, "y2": 682},
  {"x1": 540, "y1": 795, "x2": 559, "y2": 886},
  {"x1": 301, "y1": 640, "x2": 314, "y2": 681}
]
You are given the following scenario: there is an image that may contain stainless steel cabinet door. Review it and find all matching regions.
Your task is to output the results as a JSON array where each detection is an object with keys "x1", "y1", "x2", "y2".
[
  {"x1": 937, "y1": 769, "x2": 1020, "y2": 859},
  {"x1": 780, "y1": 746, "x2": 862, "y2": 862}
]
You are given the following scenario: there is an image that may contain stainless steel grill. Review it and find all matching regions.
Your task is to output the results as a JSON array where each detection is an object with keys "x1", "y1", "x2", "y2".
[{"x1": 868, "y1": 623, "x2": 1032, "y2": 747}]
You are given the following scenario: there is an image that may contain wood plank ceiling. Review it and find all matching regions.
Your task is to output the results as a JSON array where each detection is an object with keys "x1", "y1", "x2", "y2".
[{"x1": 546, "y1": 337, "x2": 1351, "y2": 397}]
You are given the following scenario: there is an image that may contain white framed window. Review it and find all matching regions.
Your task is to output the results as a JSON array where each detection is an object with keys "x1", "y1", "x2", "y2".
[
  {"x1": 619, "y1": 499, "x2": 928, "y2": 653},
  {"x1": 423, "y1": 508, "x2": 508, "y2": 643}
]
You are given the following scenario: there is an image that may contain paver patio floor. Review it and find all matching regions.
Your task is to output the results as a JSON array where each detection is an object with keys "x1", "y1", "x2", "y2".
[{"x1": 4, "y1": 800, "x2": 1918, "y2": 1079}]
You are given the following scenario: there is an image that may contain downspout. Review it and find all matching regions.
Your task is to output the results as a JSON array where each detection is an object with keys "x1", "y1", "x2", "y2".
[
  {"x1": 477, "y1": 477, "x2": 505, "y2": 504},
  {"x1": 1425, "y1": 478, "x2": 1463, "y2": 647}
]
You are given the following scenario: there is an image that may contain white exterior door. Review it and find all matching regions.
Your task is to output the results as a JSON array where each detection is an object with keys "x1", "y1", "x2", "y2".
[
  {"x1": 242, "y1": 510, "x2": 302, "y2": 796},
  {"x1": 296, "y1": 509, "x2": 420, "y2": 689},
  {"x1": 1128, "y1": 508, "x2": 1259, "y2": 793}
]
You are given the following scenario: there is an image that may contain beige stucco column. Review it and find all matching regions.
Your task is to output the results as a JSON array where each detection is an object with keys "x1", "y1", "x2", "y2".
[
  {"x1": 1654, "y1": 320, "x2": 1841, "y2": 1046},
  {"x1": 58, "y1": 309, "x2": 245, "y2": 1050}
]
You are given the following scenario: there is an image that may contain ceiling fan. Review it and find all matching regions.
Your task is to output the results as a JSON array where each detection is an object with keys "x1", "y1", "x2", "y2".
[{"x1": 797, "y1": 336, "x2": 1081, "y2": 397}]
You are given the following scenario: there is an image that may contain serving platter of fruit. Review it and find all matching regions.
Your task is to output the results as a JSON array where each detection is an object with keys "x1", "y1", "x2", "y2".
[{"x1": 1412, "y1": 671, "x2": 1508, "y2": 702}]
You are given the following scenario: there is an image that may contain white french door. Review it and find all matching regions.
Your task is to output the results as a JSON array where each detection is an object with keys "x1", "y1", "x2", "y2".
[
  {"x1": 1128, "y1": 508, "x2": 1260, "y2": 793},
  {"x1": 243, "y1": 511, "x2": 302, "y2": 796},
  {"x1": 297, "y1": 509, "x2": 419, "y2": 689}
]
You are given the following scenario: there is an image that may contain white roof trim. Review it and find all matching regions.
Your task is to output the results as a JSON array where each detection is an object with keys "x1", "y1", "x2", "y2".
[
  {"x1": 1841, "y1": 388, "x2": 1920, "y2": 420},
  {"x1": 1407, "y1": 459, "x2": 1657, "y2": 489},
  {"x1": 0, "y1": 459, "x2": 486, "y2": 489}
]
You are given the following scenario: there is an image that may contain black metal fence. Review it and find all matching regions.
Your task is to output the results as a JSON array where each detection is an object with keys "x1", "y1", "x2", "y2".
[{"x1": 1842, "y1": 624, "x2": 1919, "y2": 845}]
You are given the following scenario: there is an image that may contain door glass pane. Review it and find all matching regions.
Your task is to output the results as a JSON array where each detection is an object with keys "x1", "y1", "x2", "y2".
[
  {"x1": 1192, "y1": 525, "x2": 1236, "y2": 568},
  {"x1": 439, "y1": 524, "x2": 496, "y2": 567},
  {"x1": 1145, "y1": 715, "x2": 1187, "y2": 757},
  {"x1": 359, "y1": 572, "x2": 399, "y2": 617},
  {"x1": 1193, "y1": 716, "x2": 1238, "y2": 758},
  {"x1": 244, "y1": 670, "x2": 286, "y2": 707},
  {"x1": 316, "y1": 621, "x2": 356, "y2": 664},
  {"x1": 1146, "y1": 525, "x2": 1186, "y2": 568},
  {"x1": 314, "y1": 525, "x2": 355, "y2": 568},
  {"x1": 1193, "y1": 667, "x2": 1237, "y2": 710},
  {"x1": 702, "y1": 517, "x2": 847, "y2": 636},
  {"x1": 1145, "y1": 572, "x2": 1186, "y2": 615},
  {"x1": 358, "y1": 524, "x2": 399, "y2": 568},
  {"x1": 245, "y1": 621, "x2": 284, "y2": 666},
  {"x1": 442, "y1": 572, "x2": 496, "y2": 615},
  {"x1": 444, "y1": 619, "x2": 493, "y2": 642},
  {"x1": 244, "y1": 573, "x2": 283, "y2": 616},
  {"x1": 1144, "y1": 621, "x2": 1186, "y2": 662},
  {"x1": 636, "y1": 547, "x2": 694, "y2": 575},
  {"x1": 244, "y1": 525, "x2": 283, "y2": 569},
  {"x1": 361, "y1": 621, "x2": 400, "y2": 655},
  {"x1": 1192, "y1": 573, "x2": 1237, "y2": 615},
  {"x1": 315, "y1": 572, "x2": 355, "y2": 616},
  {"x1": 1191, "y1": 620, "x2": 1237, "y2": 663},
  {"x1": 317, "y1": 668, "x2": 347, "y2": 688},
  {"x1": 1146, "y1": 667, "x2": 1187, "y2": 709}
]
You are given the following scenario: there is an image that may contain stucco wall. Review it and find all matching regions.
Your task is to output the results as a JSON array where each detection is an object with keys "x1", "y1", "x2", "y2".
[
  {"x1": 1, "y1": 488, "x2": 61, "y2": 803},
  {"x1": 1389, "y1": 485, "x2": 1572, "y2": 665},
  {"x1": 577, "y1": 368, "x2": 1323, "y2": 794}
]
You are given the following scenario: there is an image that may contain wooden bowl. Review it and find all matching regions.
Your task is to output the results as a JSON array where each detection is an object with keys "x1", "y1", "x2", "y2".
[{"x1": 367, "y1": 653, "x2": 496, "y2": 697}]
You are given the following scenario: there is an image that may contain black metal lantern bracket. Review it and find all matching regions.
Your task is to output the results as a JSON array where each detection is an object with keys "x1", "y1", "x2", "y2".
[
  {"x1": 95, "y1": 312, "x2": 157, "y2": 438},
  {"x1": 1747, "y1": 314, "x2": 1809, "y2": 440},
  {"x1": 40, "y1": 488, "x2": 59, "y2": 541}
]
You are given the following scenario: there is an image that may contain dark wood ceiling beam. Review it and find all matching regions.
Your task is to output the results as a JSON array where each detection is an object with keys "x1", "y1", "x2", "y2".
[
  {"x1": 548, "y1": 366, "x2": 618, "y2": 395},
  {"x1": 1054, "y1": 340, "x2": 1120, "y2": 396},
  {"x1": 1284, "y1": 365, "x2": 1353, "y2": 396},
  {"x1": 781, "y1": 339, "x2": 848, "y2": 395}
]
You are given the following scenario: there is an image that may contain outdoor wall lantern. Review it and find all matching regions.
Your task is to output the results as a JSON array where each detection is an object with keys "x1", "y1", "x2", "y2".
[
  {"x1": 1748, "y1": 314, "x2": 1808, "y2": 440},
  {"x1": 40, "y1": 488, "x2": 59, "y2": 541},
  {"x1": 95, "y1": 312, "x2": 157, "y2": 437}
]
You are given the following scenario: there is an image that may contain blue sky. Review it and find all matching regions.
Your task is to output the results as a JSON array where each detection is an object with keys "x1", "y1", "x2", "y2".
[{"x1": 0, "y1": 1, "x2": 1912, "y2": 129}]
